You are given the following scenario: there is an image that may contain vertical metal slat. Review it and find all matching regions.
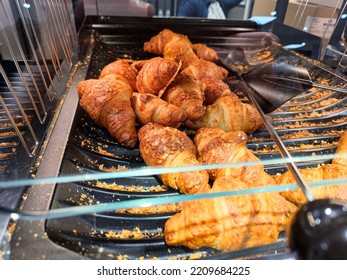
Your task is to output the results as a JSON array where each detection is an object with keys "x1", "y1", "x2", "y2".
[
  {"x1": 35, "y1": 0, "x2": 64, "y2": 80},
  {"x1": 15, "y1": 0, "x2": 56, "y2": 101},
  {"x1": 0, "y1": 0, "x2": 48, "y2": 124},
  {"x1": 46, "y1": 0, "x2": 73, "y2": 67},
  {"x1": 56, "y1": 0, "x2": 75, "y2": 58}
]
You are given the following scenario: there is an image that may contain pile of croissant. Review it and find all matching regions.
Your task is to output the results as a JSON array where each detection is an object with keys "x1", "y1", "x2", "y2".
[
  {"x1": 77, "y1": 29, "x2": 347, "y2": 254},
  {"x1": 77, "y1": 28, "x2": 262, "y2": 149}
]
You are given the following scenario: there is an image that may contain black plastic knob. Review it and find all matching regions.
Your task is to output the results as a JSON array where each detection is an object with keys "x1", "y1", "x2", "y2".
[{"x1": 288, "y1": 198, "x2": 347, "y2": 259}]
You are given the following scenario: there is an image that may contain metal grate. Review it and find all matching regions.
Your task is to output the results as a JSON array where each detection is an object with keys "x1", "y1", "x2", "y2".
[
  {"x1": 40, "y1": 18, "x2": 346, "y2": 260},
  {"x1": 0, "y1": 0, "x2": 77, "y2": 177}
]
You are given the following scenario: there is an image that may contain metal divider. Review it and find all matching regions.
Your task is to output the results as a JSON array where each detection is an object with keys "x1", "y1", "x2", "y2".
[
  {"x1": 0, "y1": 0, "x2": 77, "y2": 157},
  {"x1": 46, "y1": 0, "x2": 73, "y2": 67},
  {"x1": 15, "y1": 0, "x2": 56, "y2": 100},
  {"x1": 0, "y1": 64, "x2": 38, "y2": 157},
  {"x1": 0, "y1": 5, "x2": 47, "y2": 125}
]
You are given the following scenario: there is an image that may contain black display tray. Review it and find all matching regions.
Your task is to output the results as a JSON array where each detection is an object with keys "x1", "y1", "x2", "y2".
[{"x1": 7, "y1": 16, "x2": 347, "y2": 260}]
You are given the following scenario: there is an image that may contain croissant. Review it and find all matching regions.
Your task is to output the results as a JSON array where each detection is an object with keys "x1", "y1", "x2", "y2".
[
  {"x1": 202, "y1": 77, "x2": 237, "y2": 105},
  {"x1": 99, "y1": 59, "x2": 138, "y2": 91},
  {"x1": 161, "y1": 73, "x2": 205, "y2": 121},
  {"x1": 136, "y1": 57, "x2": 180, "y2": 96},
  {"x1": 138, "y1": 123, "x2": 210, "y2": 194},
  {"x1": 77, "y1": 76, "x2": 137, "y2": 149},
  {"x1": 131, "y1": 59, "x2": 148, "y2": 72},
  {"x1": 143, "y1": 29, "x2": 177, "y2": 55},
  {"x1": 162, "y1": 34, "x2": 199, "y2": 69},
  {"x1": 131, "y1": 92, "x2": 187, "y2": 128},
  {"x1": 144, "y1": 29, "x2": 199, "y2": 69},
  {"x1": 192, "y1": 43, "x2": 219, "y2": 62},
  {"x1": 332, "y1": 130, "x2": 347, "y2": 166},
  {"x1": 274, "y1": 131, "x2": 347, "y2": 204},
  {"x1": 165, "y1": 176, "x2": 296, "y2": 252},
  {"x1": 194, "y1": 127, "x2": 275, "y2": 187},
  {"x1": 186, "y1": 95, "x2": 263, "y2": 133},
  {"x1": 181, "y1": 58, "x2": 228, "y2": 81}
]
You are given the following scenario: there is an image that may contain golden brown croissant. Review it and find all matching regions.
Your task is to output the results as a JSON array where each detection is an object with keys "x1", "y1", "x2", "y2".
[
  {"x1": 275, "y1": 164, "x2": 347, "y2": 205},
  {"x1": 143, "y1": 29, "x2": 177, "y2": 55},
  {"x1": 138, "y1": 123, "x2": 210, "y2": 194},
  {"x1": 144, "y1": 29, "x2": 199, "y2": 69},
  {"x1": 131, "y1": 59, "x2": 148, "y2": 72},
  {"x1": 192, "y1": 43, "x2": 219, "y2": 62},
  {"x1": 333, "y1": 130, "x2": 347, "y2": 166},
  {"x1": 99, "y1": 59, "x2": 138, "y2": 91},
  {"x1": 186, "y1": 95, "x2": 263, "y2": 133},
  {"x1": 165, "y1": 176, "x2": 296, "y2": 252},
  {"x1": 181, "y1": 58, "x2": 228, "y2": 81},
  {"x1": 194, "y1": 127, "x2": 275, "y2": 187},
  {"x1": 274, "y1": 131, "x2": 347, "y2": 204},
  {"x1": 131, "y1": 92, "x2": 187, "y2": 128},
  {"x1": 136, "y1": 57, "x2": 180, "y2": 96},
  {"x1": 202, "y1": 77, "x2": 237, "y2": 105},
  {"x1": 161, "y1": 73, "x2": 205, "y2": 121},
  {"x1": 77, "y1": 76, "x2": 137, "y2": 149},
  {"x1": 162, "y1": 35, "x2": 199, "y2": 69}
]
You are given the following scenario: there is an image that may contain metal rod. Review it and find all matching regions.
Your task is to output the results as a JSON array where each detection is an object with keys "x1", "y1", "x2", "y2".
[
  {"x1": 47, "y1": 0, "x2": 73, "y2": 67},
  {"x1": 22, "y1": 0, "x2": 58, "y2": 93},
  {"x1": 239, "y1": 79, "x2": 315, "y2": 202},
  {"x1": 243, "y1": 0, "x2": 253, "y2": 20},
  {"x1": 262, "y1": 75, "x2": 347, "y2": 94},
  {"x1": 36, "y1": 0, "x2": 64, "y2": 80},
  {"x1": 291, "y1": 0, "x2": 309, "y2": 28},
  {"x1": 15, "y1": 0, "x2": 56, "y2": 101},
  {"x1": 61, "y1": 0, "x2": 78, "y2": 44},
  {"x1": 312, "y1": 83, "x2": 347, "y2": 94},
  {"x1": 56, "y1": 0, "x2": 74, "y2": 56}
]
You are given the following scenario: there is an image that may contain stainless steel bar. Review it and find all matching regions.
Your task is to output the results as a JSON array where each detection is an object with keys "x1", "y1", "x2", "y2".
[
  {"x1": 22, "y1": 0, "x2": 59, "y2": 92},
  {"x1": 62, "y1": 0, "x2": 78, "y2": 43},
  {"x1": 35, "y1": 0, "x2": 64, "y2": 80},
  {"x1": 15, "y1": 0, "x2": 56, "y2": 101},
  {"x1": 47, "y1": 0, "x2": 73, "y2": 67},
  {"x1": 239, "y1": 79, "x2": 315, "y2": 202},
  {"x1": 307, "y1": 83, "x2": 347, "y2": 93},
  {"x1": 243, "y1": 0, "x2": 253, "y2": 20},
  {"x1": 320, "y1": 1, "x2": 341, "y2": 40},
  {"x1": 56, "y1": 0, "x2": 74, "y2": 56},
  {"x1": 290, "y1": 0, "x2": 309, "y2": 28},
  {"x1": 53, "y1": 0, "x2": 72, "y2": 56}
]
